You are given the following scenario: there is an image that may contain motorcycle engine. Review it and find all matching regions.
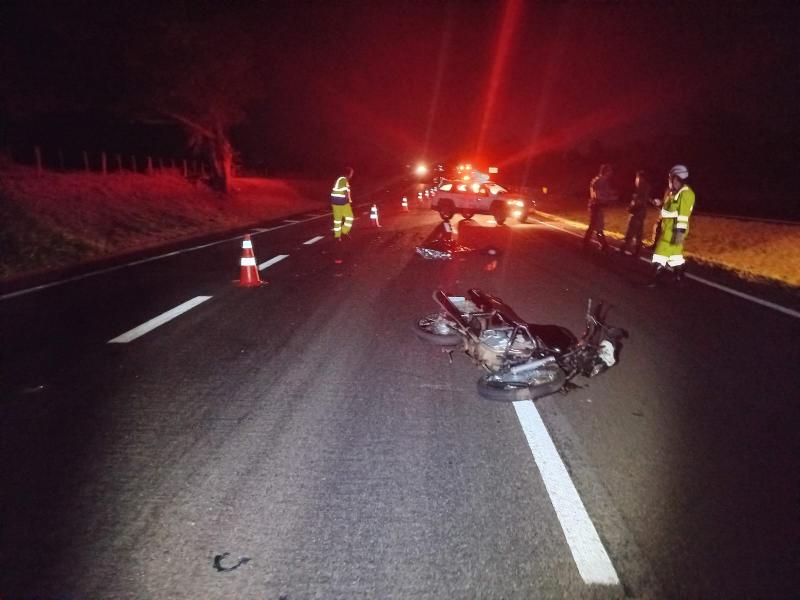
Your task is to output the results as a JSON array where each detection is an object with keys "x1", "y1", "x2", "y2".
[{"x1": 476, "y1": 328, "x2": 536, "y2": 369}]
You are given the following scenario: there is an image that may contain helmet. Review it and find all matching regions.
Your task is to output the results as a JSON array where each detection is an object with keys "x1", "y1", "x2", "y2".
[
  {"x1": 599, "y1": 163, "x2": 613, "y2": 176},
  {"x1": 669, "y1": 164, "x2": 689, "y2": 179}
]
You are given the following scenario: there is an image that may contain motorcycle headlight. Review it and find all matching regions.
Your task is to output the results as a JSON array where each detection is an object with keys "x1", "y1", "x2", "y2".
[{"x1": 507, "y1": 199, "x2": 525, "y2": 207}]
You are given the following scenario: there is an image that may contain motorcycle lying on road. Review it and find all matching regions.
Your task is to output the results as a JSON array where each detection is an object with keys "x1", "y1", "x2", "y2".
[{"x1": 413, "y1": 289, "x2": 628, "y2": 401}]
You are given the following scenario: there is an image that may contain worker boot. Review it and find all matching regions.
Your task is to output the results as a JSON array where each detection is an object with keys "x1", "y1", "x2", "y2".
[
  {"x1": 641, "y1": 265, "x2": 667, "y2": 288},
  {"x1": 582, "y1": 231, "x2": 593, "y2": 252},
  {"x1": 597, "y1": 233, "x2": 610, "y2": 253}
]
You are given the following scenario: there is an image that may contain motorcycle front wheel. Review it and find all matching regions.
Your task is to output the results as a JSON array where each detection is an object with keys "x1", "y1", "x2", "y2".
[
  {"x1": 476, "y1": 366, "x2": 566, "y2": 402},
  {"x1": 412, "y1": 313, "x2": 462, "y2": 346}
]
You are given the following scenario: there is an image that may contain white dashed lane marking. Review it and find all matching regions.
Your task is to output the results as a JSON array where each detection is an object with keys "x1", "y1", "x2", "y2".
[
  {"x1": 108, "y1": 296, "x2": 212, "y2": 343},
  {"x1": 303, "y1": 236, "x2": 324, "y2": 245},
  {"x1": 258, "y1": 254, "x2": 289, "y2": 271}
]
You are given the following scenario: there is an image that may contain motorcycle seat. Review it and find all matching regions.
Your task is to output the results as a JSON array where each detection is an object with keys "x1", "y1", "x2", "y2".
[
  {"x1": 466, "y1": 288, "x2": 577, "y2": 353},
  {"x1": 526, "y1": 324, "x2": 577, "y2": 354}
]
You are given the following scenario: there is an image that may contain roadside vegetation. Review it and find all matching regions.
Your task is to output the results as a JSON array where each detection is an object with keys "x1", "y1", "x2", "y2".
[
  {"x1": 2, "y1": 167, "x2": 798, "y2": 289},
  {"x1": 0, "y1": 165, "x2": 327, "y2": 279},
  {"x1": 535, "y1": 196, "x2": 800, "y2": 288}
]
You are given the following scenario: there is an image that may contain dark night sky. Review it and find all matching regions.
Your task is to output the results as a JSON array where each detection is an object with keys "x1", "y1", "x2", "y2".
[
  {"x1": 2, "y1": 0, "x2": 799, "y2": 204},
  {"x1": 246, "y1": 1, "x2": 799, "y2": 169}
]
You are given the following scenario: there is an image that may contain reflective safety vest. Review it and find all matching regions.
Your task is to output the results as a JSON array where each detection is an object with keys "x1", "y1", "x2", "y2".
[
  {"x1": 653, "y1": 185, "x2": 695, "y2": 261},
  {"x1": 331, "y1": 176, "x2": 350, "y2": 205},
  {"x1": 659, "y1": 185, "x2": 695, "y2": 235}
]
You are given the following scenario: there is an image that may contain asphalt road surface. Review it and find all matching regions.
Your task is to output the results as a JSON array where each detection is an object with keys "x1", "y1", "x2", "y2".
[{"x1": 2, "y1": 188, "x2": 799, "y2": 599}]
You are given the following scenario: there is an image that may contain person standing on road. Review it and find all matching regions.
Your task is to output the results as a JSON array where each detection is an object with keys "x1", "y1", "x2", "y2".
[
  {"x1": 331, "y1": 167, "x2": 355, "y2": 241},
  {"x1": 621, "y1": 170, "x2": 652, "y2": 257},
  {"x1": 583, "y1": 164, "x2": 618, "y2": 252},
  {"x1": 646, "y1": 164, "x2": 695, "y2": 286}
]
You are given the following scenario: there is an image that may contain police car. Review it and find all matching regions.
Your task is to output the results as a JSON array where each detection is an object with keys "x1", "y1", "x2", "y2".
[{"x1": 431, "y1": 174, "x2": 533, "y2": 224}]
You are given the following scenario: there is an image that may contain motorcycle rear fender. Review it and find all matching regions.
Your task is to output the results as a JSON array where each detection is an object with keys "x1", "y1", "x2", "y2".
[{"x1": 433, "y1": 290, "x2": 472, "y2": 331}]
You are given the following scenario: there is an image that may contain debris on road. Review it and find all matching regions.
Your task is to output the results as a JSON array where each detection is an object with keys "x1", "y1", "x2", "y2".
[
  {"x1": 415, "y1": 238, "x2": 473, "y2": 260},
  {"x1": 213, "y1": 552, "x2": 251, "y2": 572}
]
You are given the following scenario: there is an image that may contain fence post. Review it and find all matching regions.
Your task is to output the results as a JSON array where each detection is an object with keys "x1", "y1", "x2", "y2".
[
  {"x1": 101, "y1": 151, "x2": 107, "y2": 175},
  {"x1": 58, "y1": 148, "x2": 65, "y2": 171},
  {"x1": 146, "y1": 156, "x2": 153, "y2": 174},
  {"x1": 115, "y1": 153, "x2": 122, "y2": 172},
  {"x1": 182, "y1": 159, "x2": 188, "y2": 178},
  {"x1": 82, "y1": 151, "x2": 90, "y2": 173},
  {"x1": 131, "y1": 155, "x2": 138, "y2": 173},
  {"x1": 158, "y1": 157, "x2": 164, "y2": 172},
  {"x1": 34, "y1": 146, "x2": 43, "y2": 176}
]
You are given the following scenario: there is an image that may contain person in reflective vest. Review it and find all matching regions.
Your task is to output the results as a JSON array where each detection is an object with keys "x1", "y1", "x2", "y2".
[
  {"x1": 648, "y1": 164, "x2": 695, "y2": 286},
  {"x1": 331, "y1": 167, "x2": 355, "y2": 241}
]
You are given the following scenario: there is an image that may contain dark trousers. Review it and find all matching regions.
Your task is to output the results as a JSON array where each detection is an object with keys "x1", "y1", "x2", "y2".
[
  {"x1": 623, "y1": 215, "x2": 645, "y2": 254},
  {"x1": 583, "y1": 206, "x2": 608, "y2": 249}
]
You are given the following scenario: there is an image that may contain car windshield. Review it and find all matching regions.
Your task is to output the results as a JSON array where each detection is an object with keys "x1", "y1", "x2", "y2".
[
  {"x1": 439, "y1": 180, "x2": 508, "y2": 195},
  {"x1": 485, "y1": 183, "x2": 508, "y2": 195}
]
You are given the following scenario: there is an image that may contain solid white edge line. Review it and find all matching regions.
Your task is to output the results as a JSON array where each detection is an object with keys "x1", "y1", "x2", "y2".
[
  {"x1": 685, "y1": 273, "x2": 800, "y2": 318},
  {"x1": 531, "y1": 215, "x2": 800, "y2": 320},
  {"x1": 107, "y1": 296, "x2": 212, "y2": 343},
  {"x1": 303, "y1": 236, "x2": 324, "y2": 245},
  {"x1": 530, "y1": 216, "x2": 584, "y2": 239},
  {"x1": 513, "y1": 400, "x2": 620, "y2": 586},
  {"x1": 258, "y1": 254, "x2": 289, "y2": 271}
]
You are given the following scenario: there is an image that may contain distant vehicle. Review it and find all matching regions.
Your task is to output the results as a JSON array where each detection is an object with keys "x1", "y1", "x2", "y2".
[{"x1": 431, "y1": 177, "x2": 534, "y2": 224}]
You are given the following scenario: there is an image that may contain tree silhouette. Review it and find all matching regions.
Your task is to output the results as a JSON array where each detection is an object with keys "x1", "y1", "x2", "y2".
[
  {"x1": 1, "y1": 2, "x2": 266, "y2": 192},
  {"x1": 123, "y1": 9, "x2": 265, "y2": 192}
]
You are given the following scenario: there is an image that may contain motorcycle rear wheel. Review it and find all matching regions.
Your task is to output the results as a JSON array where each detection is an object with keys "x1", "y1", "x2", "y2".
[{"x1": 412, "y1": 313, "x2": 462, "y2": 346}]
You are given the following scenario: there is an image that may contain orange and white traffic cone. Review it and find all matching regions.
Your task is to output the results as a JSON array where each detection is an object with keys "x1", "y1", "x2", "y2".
[
  {"x1": 370, "y1": 204, "x2": 382, "y2": 227},
  {"x1": 238, "y1": 234, "x2": 262, "y2": 287},
  {"x1": 401, "y1": 196, "x2": 409, "y2": 212}
]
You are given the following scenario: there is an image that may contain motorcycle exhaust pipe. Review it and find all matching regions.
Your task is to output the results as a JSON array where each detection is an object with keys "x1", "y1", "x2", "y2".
[{"x1": 508, "y1": 355, "x2": 557, "y2": 376}]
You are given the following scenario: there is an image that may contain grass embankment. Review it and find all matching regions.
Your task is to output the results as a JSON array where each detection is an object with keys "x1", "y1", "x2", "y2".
[
  {"x1": 536, "y1": 196, "x2": 800, "y2": 288},
  {"x1": 0, "y1": 166, "x2": 329, "y2": 279}
]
